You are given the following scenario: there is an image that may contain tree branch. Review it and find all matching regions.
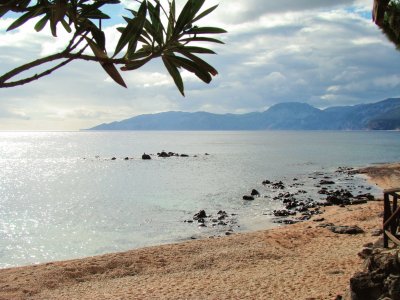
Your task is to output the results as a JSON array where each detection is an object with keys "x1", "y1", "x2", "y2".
[{"x1": 0, "y1": 51, "x2": 128, "y2": 88}]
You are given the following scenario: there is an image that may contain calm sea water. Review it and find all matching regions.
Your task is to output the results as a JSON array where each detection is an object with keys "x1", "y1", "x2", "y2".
[{"x1": 1, "y1": 130, "x2": 399, "y2": 268}]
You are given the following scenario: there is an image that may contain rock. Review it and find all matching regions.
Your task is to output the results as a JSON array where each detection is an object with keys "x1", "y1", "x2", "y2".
[
  {"x1": 356, "y1": 193, "x2": 375, "y2": 201},
  {"x1": 328, "y1": 225, "x2": 364, "y2": 234},
  {"x1": 251, "y1": 189, "x2": 260, "y2": 196},
  {"x1": 313, "y1": 218, "x2": 325, "y2": 222},
  {"x1": 350, "y1": 272, "x2": 384, "y2": 300},
  {"x1": 142, "y1": 153, "x2": 151, "y2": 160},
  {"x1": 273, "y1": 209, "x2": 296, "y2": 217},
  {"x1": 243, "y1": 195, "x2": 255, "y2": 201},
  {"x1": 358, "y1": 247, "x2": 373, "y2": 259},
  {"x1": 198, "y1": 223, "x2": 206, "y2": 227},
  {"x1": 350, "y1": 198, "x2": 368, "y2": 205},
  {"x1": 384, "y1": 274, "x2": 400, "y2": 299},
  {"x1": 124, "y1": 157, "x2": 129, "y2": 160},
  {"x1": 158, "y1": 151, "x2": 170, "y2": 158},
  {"x1": 274, "y1": 219, "x2": 299, "y2": 224},
  {"x1": 297, "y1": 215, "x2": 311, "y2": 221},
  {"x1": 317, "y1": 222, "x2": 335, "y2": 228},
  {"x1": 371, "y1": 229, "x2": 383, "y2": 237},
  {"x1": 272, "y1": 181, "x2": 285, "y2": 189},
  {"x1": 193, "y1": 210, "x2": 207, "y2": 220},
  {"x1": 320, "y1": 180, "x2": 335, "y2": 185},
  {"x1": 262, "y1": 180, "x2": 271, "y2": 185},
  {"x1": 180, "y1": 154, "x2": 189, "y2": 157},
  {"x1": 111, "y1": 157, "x2": 117, "y2": 160}
]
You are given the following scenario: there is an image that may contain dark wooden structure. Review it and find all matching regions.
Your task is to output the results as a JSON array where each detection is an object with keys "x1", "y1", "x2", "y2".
[{"x1": 383, "y1": 188, "x2": 400, "y2": 248}]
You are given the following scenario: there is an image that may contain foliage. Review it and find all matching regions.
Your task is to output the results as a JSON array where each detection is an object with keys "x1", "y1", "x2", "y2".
[
  {"x1": 0, "y1": 0, "x2": 226, "y2": 96},
  {"x1": 373, "y1": 0, "x2": 400, "y2": 49},
  {"x1": 382, "y1": 0, "x2": 400, "y2": 48}
]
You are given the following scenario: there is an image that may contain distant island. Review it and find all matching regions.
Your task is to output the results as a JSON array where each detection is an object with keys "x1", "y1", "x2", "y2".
[{"x1": 87, "y1": 98, "x2": 400, "y2": 131}]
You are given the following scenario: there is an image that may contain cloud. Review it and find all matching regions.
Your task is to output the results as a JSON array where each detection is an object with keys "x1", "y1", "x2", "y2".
[{"x1": 0, "y1": 0, "x2": 399, "y2": 130}]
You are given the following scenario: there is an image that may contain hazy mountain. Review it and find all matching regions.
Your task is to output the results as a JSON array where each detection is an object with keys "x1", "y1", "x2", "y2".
[{"x1": 88, "y1": 98, "x2": 400, "y2": 131}]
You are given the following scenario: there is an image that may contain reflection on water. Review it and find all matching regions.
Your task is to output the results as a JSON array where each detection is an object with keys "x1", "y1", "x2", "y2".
[{"x1": 0, "y1": 130, "x2": 399, "y2": 267}]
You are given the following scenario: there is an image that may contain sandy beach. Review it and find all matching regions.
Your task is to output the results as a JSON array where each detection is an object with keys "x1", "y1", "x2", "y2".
[{"x1": 0, "y1": 163, "x2": 399, "y2": 300}]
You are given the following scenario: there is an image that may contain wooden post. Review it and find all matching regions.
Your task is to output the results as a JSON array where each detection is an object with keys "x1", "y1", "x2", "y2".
[
  {"x1": 384, "y1": 192, "x2": 390, "y2": 248},
  {"x1": 393, "y1": 194, "x2": 399, "y2": 236}
]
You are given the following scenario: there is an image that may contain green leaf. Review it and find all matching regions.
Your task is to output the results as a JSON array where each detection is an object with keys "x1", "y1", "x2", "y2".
[
  {"x1": 83, "y1": 9, "x2": 110, "y2": 20},
  {"x1": 90, "y1": 26, "x2": 106, "y2": 50},
  {"x1": 113, "y1": 0, "x2": 147, "y2": 57},
  {"x1": 85, "y1": 37, "x2": 127, "y2": 88},
  {"x1": 7, "y1": 7, "x2": 43, "y2": 31},
  {"x1": 175, "y1": 0, "x2": 205, "y2": 35},
  {"x1": 121, "y1": 57, "x2": 152, "y2": 71},
  {"x1": 85, "y1": 37, "x2": 107, "y2": 59},
  {"x1": 167, "y1": 55, "x2": 211, "y2": 83},
  {"x1": 191, "y1": 4, "x2": 218, "y2": 23},
  {"x1": 166, "y1": 0, "x2": 175, "y2": 40},
  {"x1": 50, "y1": 0, "x2": 67, "y2": 37},
  {"x1": 179, "y1": 46, "x2": 216, "y2": 54},
  {"x1": 176, "y1": 48, "x2": 218, "y2": 76},
  {"x1": 125, "y1": 49, "x2": 151, "y2": 61},
  {"x1": 147, "y1": 1, "x2": 164, "y2": 45},
  {"x1": 162, "y1": 55, "x2": 185, "y2": 96},
  {"x1": 61, "y1": 18, "x2": 72, "y2": 33},
  {"x1": 34, "y1": 15, "x2": 49, "y2": 32},
  {"x1": 180, "y1": 37, "x2": 224, "y2": 44},
  {"x1": 185, "y1": 26, "x2": 227, "y2": 35}
]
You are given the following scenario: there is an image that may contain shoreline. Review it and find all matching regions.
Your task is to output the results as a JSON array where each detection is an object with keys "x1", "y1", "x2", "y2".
[{"x1": 0, "y1": 163, "x2": 398, "y2": 299}]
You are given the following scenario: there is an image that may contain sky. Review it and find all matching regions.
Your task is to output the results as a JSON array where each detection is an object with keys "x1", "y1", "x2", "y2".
[{"x1": 0, "y1": 0, "x2": 399, "y2": 130}]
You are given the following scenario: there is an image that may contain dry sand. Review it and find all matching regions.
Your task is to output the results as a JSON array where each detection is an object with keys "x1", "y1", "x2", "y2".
[{"x1": 1, "y1": 163, "x2": 399, "y2": 300}]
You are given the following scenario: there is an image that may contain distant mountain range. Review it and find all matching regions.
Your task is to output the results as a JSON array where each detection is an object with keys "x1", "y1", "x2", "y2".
[{"x1": 88, "y1": 98, "x2": 400, "y2": 131}]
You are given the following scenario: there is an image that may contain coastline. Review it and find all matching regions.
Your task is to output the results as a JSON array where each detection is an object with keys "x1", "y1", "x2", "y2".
[{"x1": 0, "y1": 163, "x2": 398, "y2": 300}]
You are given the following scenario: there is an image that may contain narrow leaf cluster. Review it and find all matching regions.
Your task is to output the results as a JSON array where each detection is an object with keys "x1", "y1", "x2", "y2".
[{"x1": 0, "y1": 0, "x2": 226, "y2": 95}]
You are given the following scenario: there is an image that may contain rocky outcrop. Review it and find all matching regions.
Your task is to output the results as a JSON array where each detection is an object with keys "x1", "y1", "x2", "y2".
[{"x1": 349, "y1": 248, "x2": 400, "y2": 300}]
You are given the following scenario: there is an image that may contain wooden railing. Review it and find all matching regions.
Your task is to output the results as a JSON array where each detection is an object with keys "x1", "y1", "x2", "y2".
[{"x1": 383, "y1": 188, "x2": 400, "y2": 248}]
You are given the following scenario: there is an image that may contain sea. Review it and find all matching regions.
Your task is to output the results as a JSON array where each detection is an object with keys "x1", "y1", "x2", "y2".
[{"x1": 1, "y1": 130, "x2": 400, "y2": 268}]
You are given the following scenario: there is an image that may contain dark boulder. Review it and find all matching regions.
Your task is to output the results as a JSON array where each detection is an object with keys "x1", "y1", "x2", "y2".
[
  {"x1": 142, "y1": 153, "x2": 151, "y2": 160},
  {"x1": 350, "y1": 272, "x2": 384, "y2": 300},
  {"x1": 356, "y1": 193, "x2": 375, "y2": 201},
  {"x1": 272, "y1": 181, "x2": 285, "y2": 189},
  {"x1": 349, "y1": 249, "x2": 400, "y2": 300},
  {"x1": 320, "y1": 180, "x2": 335, "y2": 185},
  {"x1": 158, "y1": 151, "x2": 170, "y2": 158},
  {"x1": 273, "y1": 209, "x2": 296, "y2": 217},
  {"x1": 350, "y1": 198, "x2": 368, "y2": 205},
  {"x1": 328, "y1": 225, "x2": 364, "y2": 234},
  {"x1": 251, "y1": 189, "x2": 260, "y2": 196},
  {"x1": 262, "y1": 180, "x2": 271, "y2": 185},
  {"x1": 180, "y1": 154, "x2": 189, "y2": 157},
  {"x1": 243, "y1": 195, "x2": 255, "y2": 201},
  {"x1": 193, "y1": 210, "x2": 207, "y2": 220}
]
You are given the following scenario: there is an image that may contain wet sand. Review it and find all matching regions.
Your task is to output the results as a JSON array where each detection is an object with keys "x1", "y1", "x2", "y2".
[{"x1": 1, "y1": 163, "x2": 399, "y2": 300}]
